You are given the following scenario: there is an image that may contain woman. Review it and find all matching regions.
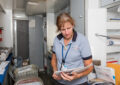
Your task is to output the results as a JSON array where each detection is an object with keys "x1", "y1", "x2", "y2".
[{"x1": 51, "y1": 13, "x2": 93, "y2": 85}]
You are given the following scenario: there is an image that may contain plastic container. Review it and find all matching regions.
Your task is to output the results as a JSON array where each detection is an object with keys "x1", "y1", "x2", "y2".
[
  {"x1": 14, "y1": 64, "x2": 38, "y2": 81},
  {"x1": 15, "y1": 77, "x2": 44, "y2": 85}
]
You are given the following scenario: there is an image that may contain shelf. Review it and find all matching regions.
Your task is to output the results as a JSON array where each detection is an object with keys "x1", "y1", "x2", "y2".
[
  {"x1": 107, "y1": 52, "x2": 120, "y2": 64},
  {"x1": 107, "y1": 5, "x2": 120, "y2": 22},
  {"x1": 107, "y1": 29, "x2": 120, "y2": 39},
  {"x1": 101, "y1": 0, "x2": 120, "y2": 8},
  {"x1": 108, "y1": 35, "x2": 120, "y2": 39},
  {"x1": 107, "y1": 23, "x2": 120, "y2": 30},
  {"x1": 110, "y1": 18, "x2": 120, "y2": 20},
  {"x1": 107, "y1": 45, "x2": 120, "y2": 53},
  {"x1": 106, "y1": 1, "x2": 120, "y2": 64}
]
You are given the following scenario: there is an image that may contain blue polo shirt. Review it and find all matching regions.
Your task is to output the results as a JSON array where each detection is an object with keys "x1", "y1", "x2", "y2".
[{"x1": 52, "y1": 31, "x2": 92, "y2": 85}]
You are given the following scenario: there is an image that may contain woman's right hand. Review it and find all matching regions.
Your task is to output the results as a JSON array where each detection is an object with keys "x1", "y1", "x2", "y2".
[{"x1": 52, "y1": 71, "x2": 62, "y2": 80}]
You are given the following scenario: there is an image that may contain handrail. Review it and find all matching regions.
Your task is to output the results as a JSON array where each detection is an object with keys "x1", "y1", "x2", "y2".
[{"x1": 95, "y1": 34, "x2": 120, "y2": 39}]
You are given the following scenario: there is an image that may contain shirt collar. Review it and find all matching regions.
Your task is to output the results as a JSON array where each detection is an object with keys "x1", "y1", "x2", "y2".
[{"x1": 57, "y1": 30, "x2": 77, "y2": 42}]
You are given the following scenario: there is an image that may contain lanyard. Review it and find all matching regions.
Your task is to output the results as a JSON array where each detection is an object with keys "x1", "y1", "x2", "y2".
[{"x1": 62, "y1": 44, "x2": 72, "y2": 64}]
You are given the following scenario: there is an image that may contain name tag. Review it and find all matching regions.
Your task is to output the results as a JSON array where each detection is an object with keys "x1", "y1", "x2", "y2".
[
  {"x1": 72, "y1": 46, "x2": 79, "y2": 50},
  {"x1": 61, "y1": 64, "x2": 68, "y2": 71}
]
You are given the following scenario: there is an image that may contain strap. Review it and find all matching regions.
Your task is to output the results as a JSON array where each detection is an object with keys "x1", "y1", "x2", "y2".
[{"x1": 62, "y1": 44, "x2": 71, "y2": 64}]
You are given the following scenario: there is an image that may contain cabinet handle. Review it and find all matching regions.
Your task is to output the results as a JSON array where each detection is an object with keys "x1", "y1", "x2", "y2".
[{"x1": 79, "y1": 15, "x2": 83, "y2": 18}]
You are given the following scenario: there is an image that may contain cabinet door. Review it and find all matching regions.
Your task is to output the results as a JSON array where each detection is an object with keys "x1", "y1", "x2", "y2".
[
  {"x1": 29, "y1": 16, "x2": 44, "y2": 69},
  {"x1": 17, "y1": 20, "x2": 29, "y2": 59},
  {"x1": 101, "y1": 0, "x2": 114, "y2": 6},
  {"x1": 70, "y1": 0, "x2": 85, "y2": 34}
]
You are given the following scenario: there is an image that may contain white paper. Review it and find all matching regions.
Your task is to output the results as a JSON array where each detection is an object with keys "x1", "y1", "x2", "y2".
[
  {"x1": 19, "y1": 82, "x2": 42, "y2": 85},
  {"x1": 0, "y1": 61, "x2": 9, "y2": 74},
  {"x1": 94, "y1": 65, "x2": 115, "y2": 84},
  {"x1": 0, "y1": 69, "x2": 5, "y2": 74},
  {"x1": 55, "y1": 63, "x2": 93, "y2": 75}
]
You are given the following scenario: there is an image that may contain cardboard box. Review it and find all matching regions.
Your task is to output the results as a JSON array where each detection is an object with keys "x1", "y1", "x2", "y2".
[{"x1": 107, "y1": 63, "x2": 120, "y2": 85}]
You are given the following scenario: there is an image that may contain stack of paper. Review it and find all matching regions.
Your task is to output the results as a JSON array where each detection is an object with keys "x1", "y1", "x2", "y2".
[{"x1": 0, "y1": 61, "x2": 9, "y2": 74}]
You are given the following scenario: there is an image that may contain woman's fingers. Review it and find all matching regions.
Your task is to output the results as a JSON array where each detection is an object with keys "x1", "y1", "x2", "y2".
[
  {"x1": 53, "y1": 71, "x2": 78, "y2": 81},
  {"x1": 52, "y1": 72, "x2": 61, "y2": 80},
  {"x1": 60, "y1": 72, "x2": 78, "y2": 81},
  {"x1": 60, "y1": 72, "x2": 73, "y2": 81},
  {"x1": 61, "y1": 72, "x2": 71, "y2": 81}
]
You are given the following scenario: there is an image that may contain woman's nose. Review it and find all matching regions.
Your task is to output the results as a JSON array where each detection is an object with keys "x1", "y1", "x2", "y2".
[{"x1": 65, "y1": 29, "x2": 69, "y2": 34}]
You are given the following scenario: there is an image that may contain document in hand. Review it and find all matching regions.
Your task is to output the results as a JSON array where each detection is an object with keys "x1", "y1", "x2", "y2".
[{"x1": 55, "y1": 63, "x2": 93, "y2": 75}]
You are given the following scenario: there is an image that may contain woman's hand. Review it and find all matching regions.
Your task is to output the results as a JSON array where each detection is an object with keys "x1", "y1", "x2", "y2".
[
  {"x1": 60, "y1": 72, "x2": 80, "y2": 81},
  {"x1": 52, "y1": 72, "x2": 62, "y2": 80}
]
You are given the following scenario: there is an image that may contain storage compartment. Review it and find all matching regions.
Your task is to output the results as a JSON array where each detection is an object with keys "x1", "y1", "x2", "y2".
[
  {"x1": 101, "y1": 0, "x2": 120, "y2": 8},
  {"x1": 107, "y1": 53, "x2": 120, "y2": 64},
  {"x1": 101, "y1": 0, "x2": 114, "y2": 7},
  {"x1": 106, "y1": 29, "x2": 120, "y2": 64},
  {"x1": 107, "y1": 5, "x2": 120, "y2": 21}
]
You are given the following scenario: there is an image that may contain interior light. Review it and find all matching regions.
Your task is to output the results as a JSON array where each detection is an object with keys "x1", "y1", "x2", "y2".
[{"x1": 28, "y1": 2, "x2": 39, "y2": 5}]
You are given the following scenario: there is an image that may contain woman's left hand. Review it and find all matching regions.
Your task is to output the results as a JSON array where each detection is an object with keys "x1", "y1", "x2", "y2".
[{"x1": 60, "y1": 72, "x2": 79, "y2": 81}]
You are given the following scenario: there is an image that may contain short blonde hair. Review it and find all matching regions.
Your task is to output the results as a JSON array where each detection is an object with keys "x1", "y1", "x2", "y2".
[{"x1": 56, "y1": 13, "x2": 75, "y2": 32}]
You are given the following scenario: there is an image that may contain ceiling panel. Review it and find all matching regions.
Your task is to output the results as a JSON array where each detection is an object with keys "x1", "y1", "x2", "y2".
[
  {"x1": 26, "y1": 0, "x2": 69, "y2": 15},
  {"x1": 14, "y1": 0, "x2": 69, "y2": 15}
]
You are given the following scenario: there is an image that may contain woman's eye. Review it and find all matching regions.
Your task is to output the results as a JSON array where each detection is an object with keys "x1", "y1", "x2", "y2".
[
  {"x1": 61, "y1": 29, "x2": 65, "y2": 31},
  {"x1": 67, "y1": 27, "x2": 71, "y2": 30}
]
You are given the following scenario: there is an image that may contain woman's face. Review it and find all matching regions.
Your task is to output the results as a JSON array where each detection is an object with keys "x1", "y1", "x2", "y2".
[{"x1": 60, "y1": 22, "x2": 74, "y2": 40}]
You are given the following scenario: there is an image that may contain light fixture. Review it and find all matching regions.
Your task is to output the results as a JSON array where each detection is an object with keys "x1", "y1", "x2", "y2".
[{"x1": 27, "y1": 1, "x2": 39, "y2": 5}]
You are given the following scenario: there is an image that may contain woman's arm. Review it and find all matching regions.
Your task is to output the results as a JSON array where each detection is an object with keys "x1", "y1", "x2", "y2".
[
  {"x1": 51, "y1": 53, "x2": 58, "y2": 72},
  {"x1": 76, "y1": 58, "x2": 93, "y2": 78},
  {"x1": 51, "y1": 53, "x2": 62, "y2": 80}
]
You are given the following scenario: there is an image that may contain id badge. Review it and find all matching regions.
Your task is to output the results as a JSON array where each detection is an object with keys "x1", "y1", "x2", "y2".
[{"x1": 61, "y1": 64, "x2": 67, "y2": 71}]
